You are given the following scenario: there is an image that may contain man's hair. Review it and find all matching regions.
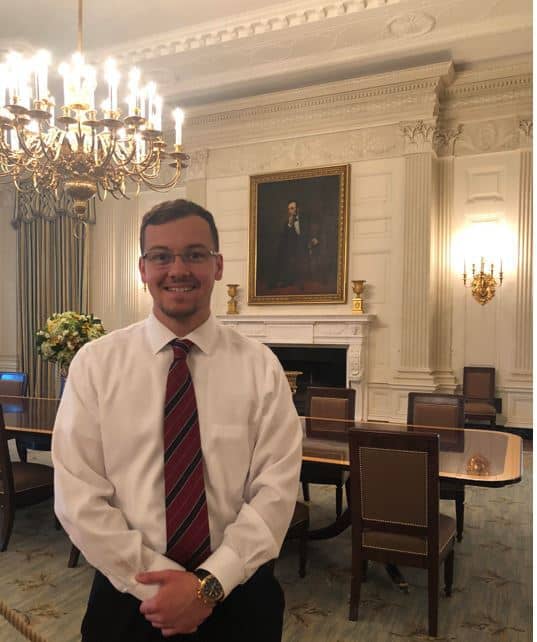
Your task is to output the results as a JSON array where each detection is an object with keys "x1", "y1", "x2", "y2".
[
  {"x1": 140, "y1": 199, "x2": 219, "y2": 254},
  {"x1": 287, "y1": 200, "x2": 299, "y2": 208}
]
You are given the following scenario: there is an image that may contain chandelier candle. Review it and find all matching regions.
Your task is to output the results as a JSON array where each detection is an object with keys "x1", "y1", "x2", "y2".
[{"x1": 0, "y1": 0, "x2": 188, "y2": 223}]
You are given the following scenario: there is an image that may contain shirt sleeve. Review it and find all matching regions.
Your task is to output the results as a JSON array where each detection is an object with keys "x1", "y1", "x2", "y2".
[
  {"x1": 52, "y1": 346, "x2": 183, "y2": 602},
  {"x1": 198, "y1": 348, "x2": 303, "y2": 596}
]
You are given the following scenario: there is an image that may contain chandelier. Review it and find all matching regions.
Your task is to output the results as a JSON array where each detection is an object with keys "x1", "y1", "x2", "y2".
[{"x1": 0, "y1": 0, "x2": 188, "y2": 223}]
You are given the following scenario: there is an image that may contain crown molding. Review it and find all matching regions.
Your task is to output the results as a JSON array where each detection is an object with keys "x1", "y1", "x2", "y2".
[{"x1": 88, "y1": 0, "x2": 402, "y2": 64}]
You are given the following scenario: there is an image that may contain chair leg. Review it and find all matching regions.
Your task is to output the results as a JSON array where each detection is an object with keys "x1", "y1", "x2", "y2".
[
  {"x1": 427, "y1": 564, "x2": 439, "y2": 637},
  {"x1": 68, "y1": 544, "x2": 81, "y2": 568},
  {"x1": 336, "y1": 484, "x2": 343, "y2": 518},
  {"x1": 15, "y1": 439, "x2": 27, "y2": 463},
  {"x1": 455, "y1": 490, "x2": 465, "y2": 542},
  {"x1": 302, "y1": 482, "x2": 310, "y2": 502},
  {"x1": 298, "y1": 524, "x2": 308, "y2": 578},
  {"x1": 349, "y1": 554, "x2": 363, "y2": 621},
  {"x1": 0, "y1": 506, "x2": 15, "y2": 552},
  {"x1": 444, "y1": 549, "x2": 454, "y2": 597}
]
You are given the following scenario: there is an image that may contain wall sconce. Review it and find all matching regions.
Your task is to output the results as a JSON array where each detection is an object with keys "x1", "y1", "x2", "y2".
[{"x1": 463, "y1": 257, "x2": 503, "y2": 305}]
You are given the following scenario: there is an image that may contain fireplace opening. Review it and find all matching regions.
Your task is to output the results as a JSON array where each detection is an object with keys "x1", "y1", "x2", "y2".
[{"x1": 268, "y1": 344, "x2": 347, "y2": 415}]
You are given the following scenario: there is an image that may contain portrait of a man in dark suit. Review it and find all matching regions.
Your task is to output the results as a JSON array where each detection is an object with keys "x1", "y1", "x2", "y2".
[{"x1": 249, "y1": 166, "x2": 349, "y2": 304}]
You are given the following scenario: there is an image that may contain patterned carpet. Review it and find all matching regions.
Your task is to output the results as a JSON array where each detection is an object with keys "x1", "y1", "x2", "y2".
[{"x1": 0, "y1": 451, "x2": 531, "y2": 642}]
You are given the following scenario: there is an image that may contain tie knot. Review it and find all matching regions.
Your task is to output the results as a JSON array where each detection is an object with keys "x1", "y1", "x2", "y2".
[{"x1": 171, "y1": 339, "x2": 193, "y2": 361}]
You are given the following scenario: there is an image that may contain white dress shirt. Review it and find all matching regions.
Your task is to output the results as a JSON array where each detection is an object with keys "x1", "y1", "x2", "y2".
[{"x1": 52, "y1": 313, "x2": 302, "y2": 601}]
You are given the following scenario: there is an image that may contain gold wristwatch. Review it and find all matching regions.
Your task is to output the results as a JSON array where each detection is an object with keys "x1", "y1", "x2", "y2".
[{"x1": 193, "y1": 569, "x2": 224, "y2": 605}]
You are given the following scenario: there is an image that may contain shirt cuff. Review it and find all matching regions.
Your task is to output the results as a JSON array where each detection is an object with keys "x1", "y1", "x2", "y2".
[
  {"x1": 197, "y1": 544, "x2": 245, "y2": 598},
  {"x1": 107, "y1": 552, "x2": 185, "y2": 602}
]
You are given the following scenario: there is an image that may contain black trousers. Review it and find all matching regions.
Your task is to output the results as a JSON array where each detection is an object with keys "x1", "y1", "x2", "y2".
[{"x1": 81, "y1": 564, "x2": 284, "y2": 642}]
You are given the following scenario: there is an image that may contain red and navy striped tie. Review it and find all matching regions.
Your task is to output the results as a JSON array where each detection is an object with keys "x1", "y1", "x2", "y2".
[{"x1": 164, "y1": 339, "x2": 210, "y2": 570}]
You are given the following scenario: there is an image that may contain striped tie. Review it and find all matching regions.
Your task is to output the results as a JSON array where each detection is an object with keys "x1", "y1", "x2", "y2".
[{"x1": 163, "y1": 339, "x2": 210, "y2": 570}]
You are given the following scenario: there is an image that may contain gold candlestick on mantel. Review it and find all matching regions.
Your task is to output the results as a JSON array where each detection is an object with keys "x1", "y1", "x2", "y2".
[
  {"x1": 284, "y1": 370, "x2": 303, "y2": 396},
  {"x1": 351, "y1": 279, "x2": 366, "y2": 314},
  {"x1": 226, "y1": 284, "x2": 240, "y2": 315}
]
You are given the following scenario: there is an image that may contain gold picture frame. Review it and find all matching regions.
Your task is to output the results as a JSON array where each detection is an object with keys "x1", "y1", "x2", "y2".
[{"x1": 248, "y1": 164, "x2": 350, "y2": 304}]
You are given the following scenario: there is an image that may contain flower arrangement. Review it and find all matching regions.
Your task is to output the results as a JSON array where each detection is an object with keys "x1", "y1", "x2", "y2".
[{"x1": 36, "y1": 311, "x2": 105, "y2": 375}]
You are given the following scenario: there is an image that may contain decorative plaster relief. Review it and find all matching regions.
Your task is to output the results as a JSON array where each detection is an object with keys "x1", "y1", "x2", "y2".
[
  {"x1": 519, "y1": 118, "x2": 533, "y2": 148},
  {"x1": 205, "y1": 126, "x2": 403, "y2": 178},
  {"x1": 387, "y1": 12, "x2": 436, "y2": 38},
  {"x1": 348, "y1": 344, "x2": 364, "y2": 381},
  {"x1": 456, "y1": 119, "x2": 520, "y2": 155},
  {"x1": 186, "y1": 149, "x2": 209, "y2": 180}
]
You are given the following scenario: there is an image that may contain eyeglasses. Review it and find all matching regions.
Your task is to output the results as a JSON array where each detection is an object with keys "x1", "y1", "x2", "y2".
[{"x1": 142, "y1": 248, "x2": 219, "y2": 267}]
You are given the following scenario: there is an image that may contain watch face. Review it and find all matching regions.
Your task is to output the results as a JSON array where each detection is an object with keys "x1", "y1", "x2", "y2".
[{"x1": 202, "y1": 576, "x2": 224, "y2": 601}]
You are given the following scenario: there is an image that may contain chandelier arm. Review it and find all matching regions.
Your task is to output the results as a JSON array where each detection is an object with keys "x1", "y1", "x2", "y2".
[
  {"x1": 15, "y1": 127, "x2": 41, "y2": 160},
  {"x1": 137, "y1": 163, "x2": 182, "y2": 191}
]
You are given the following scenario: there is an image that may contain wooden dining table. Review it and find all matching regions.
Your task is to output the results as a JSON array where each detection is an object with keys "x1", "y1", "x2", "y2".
[
  {"x1": 1, "y1": 396, "x2": 524, "y2": 589},
  {"x1": 302, "y1": 419, "x2": 523, "y2": 540}
]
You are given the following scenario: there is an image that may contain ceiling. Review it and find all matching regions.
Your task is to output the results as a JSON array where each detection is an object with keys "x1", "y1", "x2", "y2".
[{"x1": 0, "y1": 0, "x2": 532, "y2": 108}]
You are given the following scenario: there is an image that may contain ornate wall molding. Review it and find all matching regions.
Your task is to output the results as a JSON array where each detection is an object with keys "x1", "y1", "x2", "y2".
[
  {"x1": 185, "y1": 62, "x2": 454, "y2": 149},
  {"x1": 519, "y1": 119, "x2": 533, "y2": 148}
]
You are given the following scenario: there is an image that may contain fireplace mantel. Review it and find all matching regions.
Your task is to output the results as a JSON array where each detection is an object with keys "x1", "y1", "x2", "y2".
[{"x1": 217, "y1": 314, "x2": 375, "y2": 420}]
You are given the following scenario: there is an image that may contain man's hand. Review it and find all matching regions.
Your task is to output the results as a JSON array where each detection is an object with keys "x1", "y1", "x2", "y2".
[{"x1": 136, "y1": 570, "x2": 213, "y2": 637}]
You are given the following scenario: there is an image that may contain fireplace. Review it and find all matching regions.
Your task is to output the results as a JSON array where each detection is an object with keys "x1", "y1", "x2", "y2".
[
  {"x1": 268, "y1": 345, "x2": 347, "y2": 415},
  {"x1": 217, "y1": 313, "x2": 374, "y2": 421}
]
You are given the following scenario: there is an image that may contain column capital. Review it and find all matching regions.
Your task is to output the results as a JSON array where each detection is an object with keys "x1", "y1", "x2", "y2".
[
  {"x1": 400, "y1": 119, "x2": 436, "y2": 154},
  {"x1": 519, "y1": 118, "x2": 533, "y2": 149}
]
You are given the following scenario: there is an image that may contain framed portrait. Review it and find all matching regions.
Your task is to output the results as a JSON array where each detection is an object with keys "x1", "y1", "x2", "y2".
[{"x1": 248, "y1": 164, "x2": 350, "y2": 304}]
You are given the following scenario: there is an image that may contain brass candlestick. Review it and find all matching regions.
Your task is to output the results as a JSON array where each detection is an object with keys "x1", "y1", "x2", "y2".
[
  {"x1": 351, "y1": 279, "x2": 366, "y2": 314},
  {"x1": 284, "y1": 370, "x2": 303, "y2": 396},
  {"x1": 226, "y1": 284, "x2": 239, "y2": 314}
]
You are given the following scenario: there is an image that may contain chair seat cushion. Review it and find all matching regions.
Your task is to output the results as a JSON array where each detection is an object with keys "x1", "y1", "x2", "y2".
[
  {"x1": 362, "y1": 513, "x2": 456, "y2": 556},
  {"x1": 7, "y1": 462, "x2": 54, "y2": 492},
  {"x1": 464, "y1": 401, "x2": 495, "y2": 416}
]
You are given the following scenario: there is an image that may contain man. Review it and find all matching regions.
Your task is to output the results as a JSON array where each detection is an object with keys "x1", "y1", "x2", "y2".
[
  {"x1": 274, "y1": 200, "x2": 319, "y2": 288},
  {"x1": 52, "y1": 199, "x2": 302, "y2": 642}
]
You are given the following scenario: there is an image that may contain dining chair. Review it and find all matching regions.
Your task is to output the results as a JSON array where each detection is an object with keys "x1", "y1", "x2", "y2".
[
  {"x1": 348, "y1": 428, "x2": 455, "y2": 637},
  {"x1": 0, "y1": 371, "x2": 53, "y2": 463},
  {"x1": 300, "y1": 386, "x2": 355, "y2": 517},
  {"x1": 463, "y1": 366, "x2": 497, "y2": 426},
  {"x1": 407, "y1": 392, "x2": 466, "y2": 542},
  {"x1": 0, "y1": 404, "x2": 54, "y2": 551}
]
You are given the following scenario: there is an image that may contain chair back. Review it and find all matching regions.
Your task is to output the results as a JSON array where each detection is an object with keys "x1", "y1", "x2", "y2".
[
  {"x1": 348, "y1": 428, "x2": 439, "y2": 560},
  {"x1": 305, "y1": 386, "x2": 355, "y2": 439},
  {"x1": 463, "y1": 366, "x2": 495, "y2": 401},
  {"x1": 407, "y1": 393, "x2": 464, "y2": 428},
  {"x1": 0, "y1": 372, "x2": 28, "y2": 397},
  {"x1": 0, "y1": 406, "x2": 15, "y2": 500}
]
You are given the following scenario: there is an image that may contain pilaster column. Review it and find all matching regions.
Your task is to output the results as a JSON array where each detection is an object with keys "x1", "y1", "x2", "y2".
[
  {"x1": 396, "y1": 120, "x2": 437, "y2": 387},
  {"x1": 512, "y1": 120, "x2": 532, "y2": 378},
  {"x1": 431, "y1": 125, "x2": 463, "y2": 390}
]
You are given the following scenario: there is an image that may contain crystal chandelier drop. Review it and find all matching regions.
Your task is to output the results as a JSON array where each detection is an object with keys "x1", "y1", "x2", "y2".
[{"x1": 0, "y1": 0, "x2": 188, "y2": 223}]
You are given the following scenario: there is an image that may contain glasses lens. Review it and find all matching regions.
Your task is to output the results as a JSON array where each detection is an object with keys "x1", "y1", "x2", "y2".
[
  {"x1": 146, "y1": 251, "x2": 173, "y2": 266},
  {"x1": 184, "y1": 249, "x2": 211, "y2": 263}
]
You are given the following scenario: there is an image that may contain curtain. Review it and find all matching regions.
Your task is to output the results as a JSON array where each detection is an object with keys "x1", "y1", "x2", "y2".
[{"x1": 15, "y1": 198, "x2": 91, "y2": 397}]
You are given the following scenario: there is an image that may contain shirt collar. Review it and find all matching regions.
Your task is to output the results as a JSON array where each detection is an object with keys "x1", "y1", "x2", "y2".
[{"x1": 145, "y1": 312, "x2": 219, "y2": 356}]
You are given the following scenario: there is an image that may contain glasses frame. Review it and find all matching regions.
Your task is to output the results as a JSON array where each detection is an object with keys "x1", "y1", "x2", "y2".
[{"x1": 141, "y1": 248, "x2": 220, "y2": 267}]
